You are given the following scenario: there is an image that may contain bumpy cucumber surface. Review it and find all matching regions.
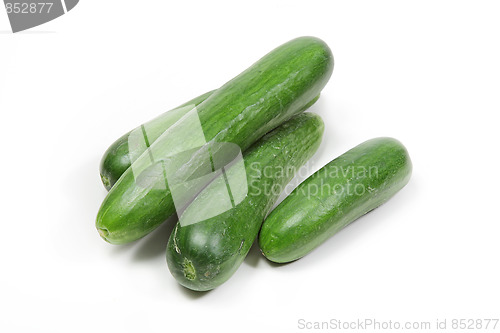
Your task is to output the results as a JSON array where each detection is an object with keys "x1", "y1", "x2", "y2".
[
  {"x1": 96, "y1": 36, "x2": 334, "y2": 244},
  {"x1": 259, "y1": 137, "x2": 412, "y2": 263},
  {"x1": 167, "y1": 113, "x2": 324, "y2": 291},
  {"x1": 99, "y1": 90, "x2": 214, "y2": 191}
]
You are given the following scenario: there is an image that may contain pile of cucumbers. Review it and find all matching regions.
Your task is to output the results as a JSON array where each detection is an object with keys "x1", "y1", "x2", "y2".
[{"x1": 96, "y1": 36, "x2": 412, "y2": 291}]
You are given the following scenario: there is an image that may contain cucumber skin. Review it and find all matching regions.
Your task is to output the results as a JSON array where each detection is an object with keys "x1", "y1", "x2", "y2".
[
  {"x1": 96, "y1": 36, "x2": 334, "y2": 245},
  {"x1": 166, "y1": 113, "x2": 325, "y2": 291},
  {"x1": 99, "y1": 90, "x2": 214, "y2": 191},
  {"x1": 259, "y1": 137, "x2": 413, "y2": 263}
]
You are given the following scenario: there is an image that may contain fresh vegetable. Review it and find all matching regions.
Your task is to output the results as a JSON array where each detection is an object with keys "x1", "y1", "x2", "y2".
[
  {"x1": 167, "y1": 113, "x2": 325, "y2": 291},
  {"x1": 99, "y1": 90, "x2": 214, "y2": 191},
  {"x1": 259, "y1": 137, "x2": 412, "y2": 263},
  {"x1": 96, "y1": 36, "x2": 334, "y2": 245}
]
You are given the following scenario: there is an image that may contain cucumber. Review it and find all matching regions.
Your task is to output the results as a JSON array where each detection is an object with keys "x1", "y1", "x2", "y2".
[
  {"x1": 259, "y1": 137, "x2": 412, "y2": 263},
  {"x1": 99, "y1": 90, "x2": 214, "y2": 191},
  {"x1": 96, "y1": 36, "x2": 334, "y2": 245},
  {"x1": 166, "y1": 113, "x2": 325, "y2": 291}
]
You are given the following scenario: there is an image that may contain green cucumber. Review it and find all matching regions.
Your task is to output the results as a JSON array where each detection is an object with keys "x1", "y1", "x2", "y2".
[
  {"x1": 259, "y1": 137, "x2": 412, "y2": 263},
  {"x1": 96, "y1": 36, "x2": 334, "y2": 245},
  {"x1": 167, "y1": 113, "x2": 325, "y2": 291},
  {"x1": 99, "y1": 90, "x2": 214, "y2": 191}
]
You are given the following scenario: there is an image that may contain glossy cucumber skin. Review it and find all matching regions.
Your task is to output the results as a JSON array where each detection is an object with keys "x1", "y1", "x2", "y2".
[
  {"x1": 99, "y1": 90, "x2": 214, "y2": 191},
  {"x1": 96, "y1": 36, "x2": 334, "y2": 245},
  {"x1": 166, "y1": 113, "x2": 324, "y2": 291},
  {"x1": 259, "y1": 137, "x2": 412, "y2": 263}
]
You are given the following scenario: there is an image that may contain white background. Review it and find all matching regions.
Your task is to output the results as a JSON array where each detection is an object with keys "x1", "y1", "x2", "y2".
[{"x1": 1, "y1": 1, "x2": 499, "y2": 332}]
